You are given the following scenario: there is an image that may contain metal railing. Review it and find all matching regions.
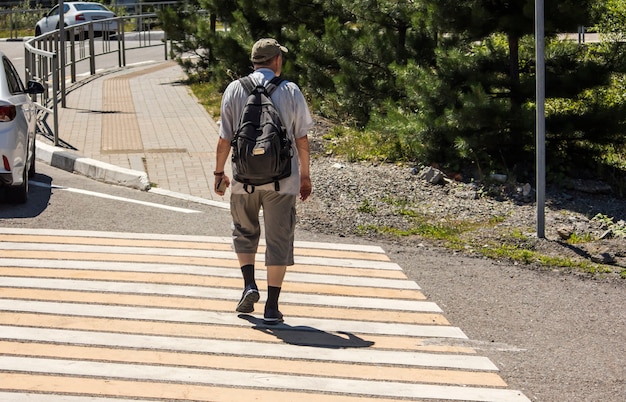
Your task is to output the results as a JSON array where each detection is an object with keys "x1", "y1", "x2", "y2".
[{"x1": 24, "y1": 14, "x2": 169, "y2": 146}]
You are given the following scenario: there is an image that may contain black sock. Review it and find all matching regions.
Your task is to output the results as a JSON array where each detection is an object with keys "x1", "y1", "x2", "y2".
[
  {"x1": 266, "y1": 286, "x2": 282, "y2": 311},
  {"x1": 241, "y1": 264, "x2": 256, "y2": 288}
]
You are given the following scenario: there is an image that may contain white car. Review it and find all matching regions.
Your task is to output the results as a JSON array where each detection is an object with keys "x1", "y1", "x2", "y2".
[
  {"x1": 34, "y1": 2, "x2": 118, "y2": 38},
  {"x1": 0, "y1": 53, "x2": 45, "y2": 203}
]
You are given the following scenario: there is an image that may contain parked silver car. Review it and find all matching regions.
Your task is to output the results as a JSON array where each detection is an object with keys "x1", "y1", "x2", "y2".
[
  {"x1": 0, "y1": 53, "x2": 45, "y2": 203},
  {"x1": 34, "y1": 1, "x2": 118, "y2": 38}
]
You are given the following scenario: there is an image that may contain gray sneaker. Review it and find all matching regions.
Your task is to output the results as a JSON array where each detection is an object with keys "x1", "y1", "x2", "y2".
[{"x1": 236, "y1": 287, "x2": 259, "y2": 313}]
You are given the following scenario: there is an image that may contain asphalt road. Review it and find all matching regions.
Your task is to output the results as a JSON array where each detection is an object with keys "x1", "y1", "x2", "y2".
[{"x1": 1, "y1": 155, "x2": 624, "y2": 402}]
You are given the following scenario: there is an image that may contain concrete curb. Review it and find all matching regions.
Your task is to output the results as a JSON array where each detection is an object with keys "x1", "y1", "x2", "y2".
[{"x1": 36, "y1": 140, "x2": 150, "y2": 191}]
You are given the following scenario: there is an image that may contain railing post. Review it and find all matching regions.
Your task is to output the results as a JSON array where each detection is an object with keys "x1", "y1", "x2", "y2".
[
  {"x1": 52, "y1": 53, "x2": 60, "y2": 147},
  {"x1": 89, "y1": 23, "x2": 96, "y2": 75},
  {"x1": 70, "y1": 33, "x2": 77, "y2": 83},
  {"x1": 120, "y1": 17, "x2": 126, "y2": 67},
  {"x1": 60, "y1": 29, "x2": 67, "y2": 108},
  {"x1": 164, "y1": 32, "x2": 168, "y2": 60}
]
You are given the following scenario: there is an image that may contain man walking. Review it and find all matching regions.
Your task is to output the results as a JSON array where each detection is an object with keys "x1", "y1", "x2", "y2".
[{"x1": 213, "y1": 38, "x2": 314, "y2": 324}]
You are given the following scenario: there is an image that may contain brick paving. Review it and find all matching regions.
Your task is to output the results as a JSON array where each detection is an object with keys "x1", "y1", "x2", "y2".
[{"x1": 42, "y1": 60, "x2": 228, "y2": 201}]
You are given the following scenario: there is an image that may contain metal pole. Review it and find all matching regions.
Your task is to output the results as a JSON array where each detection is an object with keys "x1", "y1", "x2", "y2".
[
  {"x1": 535, "y1": 0, "x2": 546, "y2": 238},
  {"x1": 52, "y1": 53, "x2": 59, "y2": 146},
  {"x1": 59, "y1": 0, "x2": 66, "y2": 108}
]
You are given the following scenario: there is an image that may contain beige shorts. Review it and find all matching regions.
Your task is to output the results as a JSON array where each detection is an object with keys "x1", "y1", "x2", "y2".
[{"x1": 230, "y1": 191, "x2": 297, "y2": 266}]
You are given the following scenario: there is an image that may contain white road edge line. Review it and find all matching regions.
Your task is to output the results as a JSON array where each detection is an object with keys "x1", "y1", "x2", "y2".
[{"x1": 30, "y1": 181, "x2": 200, "y2": 214}]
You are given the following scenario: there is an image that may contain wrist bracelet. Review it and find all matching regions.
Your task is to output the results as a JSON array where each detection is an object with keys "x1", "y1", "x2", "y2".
[{"x1": 214, "y1": 171, "x2": 224, "y2": 176}]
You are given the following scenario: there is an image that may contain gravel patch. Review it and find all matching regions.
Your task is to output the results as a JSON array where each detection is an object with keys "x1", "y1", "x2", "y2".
[{"x1": 299, "y1": 154, "x2": 626, "y2": 278}]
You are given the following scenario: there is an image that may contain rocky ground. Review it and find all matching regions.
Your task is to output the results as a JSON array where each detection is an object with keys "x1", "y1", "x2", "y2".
[{"x1": 299, "y1": 122, "x2": 626, "y2": 281}]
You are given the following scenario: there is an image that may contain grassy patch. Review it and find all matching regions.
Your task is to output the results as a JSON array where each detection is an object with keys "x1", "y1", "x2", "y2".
[
  {"x1": 567, "y1": 232, "x2": 594, "y2": 244},
  {"x1": 324, "y1": 126, "x2": 405, "y2": 162},
  {"x1": 477, "y1": 241, "x2": 613, "y2": 274},
  {"x1": 189, "y1": 81, "x2": 222, "y2": 119},
  {"x1": 357, "y1": 199, "x2": 376, "y2": 214}
]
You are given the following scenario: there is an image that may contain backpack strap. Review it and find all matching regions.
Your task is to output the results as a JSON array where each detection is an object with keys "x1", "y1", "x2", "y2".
[
  {"x1": 265, "y1": 76, "x2": 285, "y2": 96},
  {"x1": 239, "y1": 75, "x2": 284, "y2": 95},
  {"x1": 238, "y1": 76, "x2": 256, "y2": 95},
  {"x1": 267, "y1": 76, "x2": 285, "y2": 193}
]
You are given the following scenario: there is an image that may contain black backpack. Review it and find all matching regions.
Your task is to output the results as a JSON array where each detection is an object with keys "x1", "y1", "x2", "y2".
[{"x1": 231, "y1": 76, "x2": 292, "y2": 193}]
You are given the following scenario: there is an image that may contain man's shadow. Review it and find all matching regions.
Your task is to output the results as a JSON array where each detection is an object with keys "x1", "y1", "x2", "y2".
[{"x1": 238, "y1": 314, "x2": 374, "y2": 349}]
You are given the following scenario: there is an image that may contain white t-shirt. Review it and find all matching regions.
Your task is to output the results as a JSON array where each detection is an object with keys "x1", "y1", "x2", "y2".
[{"x1": 219, "y1": 69, "x2": 314, "y2": 195}]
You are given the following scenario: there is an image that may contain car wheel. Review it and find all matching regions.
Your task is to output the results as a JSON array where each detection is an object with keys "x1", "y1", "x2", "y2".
[
  {"x1": 35, "y1": 26, "x2": 42, "y2": 36},
  {"x1": 7, "y1": 167, "x2": 28, "y2": 204}
]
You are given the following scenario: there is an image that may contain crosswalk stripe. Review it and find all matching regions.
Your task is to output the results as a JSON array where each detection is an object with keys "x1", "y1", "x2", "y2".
[
  {"x1": 0, "y1": 250, "x2": 402, "y2": 273},
  {"x1": 0, "y1": 257, "x2": 409, "y2": 279},
  {"x1": 1, "y1": 357, "x2": 530, "y2": 401},
  {"x1": 0, "y1": 269, "x2": 421, "y2": 300},
  {"x1": 0, "y1": 252, "x2": 404, "y2": 280},
  {"x1": 0, "y1": 341, "x2": 502, "y2": 385},
  {"x1": 0, "y1": 300, "x2": 466, "y2": 338},
  {"x1": 0, "y1": 278, "x2": 435, "y2": 310},
  {"x1": 0, "y1": 228, "x2": 530, "y2": 401},
  {"x1": 0, "y1": 290, "x2": 446, "y2": 324},
  {"x1": 0, "y1": 228, "x2": 388, "y2": 254},
  {"x1": 0, "y1": 375, "x2": 518, "y2": 402},
  {"x1": 0, "y1": 313, "x2": 463, "y2": 353},
  {"x1": 0, "y1": 326, "x2": 487, "y2": 369},
  {"x1": 0, "y1": 241, "x2": 398, "y2": 268},
  {"x1": 0, "y1": 233, "x2": 391, "y2": 261},
  {"x1": 0, "y1": 265, "x2": 418, "y2": 290}
]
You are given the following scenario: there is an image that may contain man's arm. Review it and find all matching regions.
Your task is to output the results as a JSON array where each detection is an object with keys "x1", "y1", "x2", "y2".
[
  {"x1": 214, "y1": 137, "x2": 231, "y2": 195},
  {"x1": 295, "y1": 135, "x2": 311, "y2": 201}
]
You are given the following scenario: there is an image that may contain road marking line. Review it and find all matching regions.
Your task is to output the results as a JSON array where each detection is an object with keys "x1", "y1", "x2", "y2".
[
  {"x1": 0, "y1": 227, "x2": 386, "y2": 253},
  {"x1": 0, "y1": 356, "x2": 529, "y2": 401},
  {"x1": 0, "y1": 341, "x2": 500, "y2": 385},
  {"x1": 0, "y1": 277, "x2": 435, "y2": 311},
  {"x1": 0, "y1": 241, "x2": 402, "y2": 271},
  {"x1": 30, "y1": 180, "x2": 200, "y2": 213},
  {"x1": 0, "y1": 300, "x2": 465, "y2": 339}
]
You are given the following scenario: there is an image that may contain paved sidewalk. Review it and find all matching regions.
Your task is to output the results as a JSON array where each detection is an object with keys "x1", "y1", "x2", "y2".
[{"x1": 36, "y1": 60, "x2": 231, "y2": 204}]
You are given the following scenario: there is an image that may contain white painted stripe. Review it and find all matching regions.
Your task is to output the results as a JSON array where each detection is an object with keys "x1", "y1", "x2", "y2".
[
  {"x1": 294, "y1": 255, "x2": 401, "y2": 270},
  {"x1": 0, "y1": 243, "x2": 401, "y2": 271},
  {"x1": 30, "y1": 181, "x2": 201, "y2": 214},
  {"x1": 295, "y1": 241, "x2": 385, "y2": 254},
  {"x1": 0, "y1": 258, "x2": 415, "y2": 289},
  {"x1": 0, "y1": 277, "x2": 438, "y2": 312},
  {"x1": 149, "y1": 187, "x2": 231, "y2": 210},
  {"x1": 127, "y1": 60, "x2": 158, "y2": 67},
  {"x1": 0, "y1": 227, "x2": 386, "y2": 253},
  {"x1": 0, "y1": 393, "x2": 140, "y2": 402},
  {"x1": 0, "y1": 300, "x2": 463, "y2": 338},
  {"x1": 0, "y1": 242, "x2": 402, "y2": 271},
  {"x1": 288, "y1": 271, "x2": 417, "y2": 289},
  {"x1": 0, "y1": 327, "x2": 488, "y2": 370},
  {"x1": 0, "y1": 258, "x2": 238, "y2": 276},
  {"x1": 0, "y1": 227, "x2": 233, "y2": 244},
  {"x1": 0, "y1": 357, "x2": 528, "y2": 401},
  {"x1": 0, "y1": 242, "x2": 236, "y2": 258}
]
